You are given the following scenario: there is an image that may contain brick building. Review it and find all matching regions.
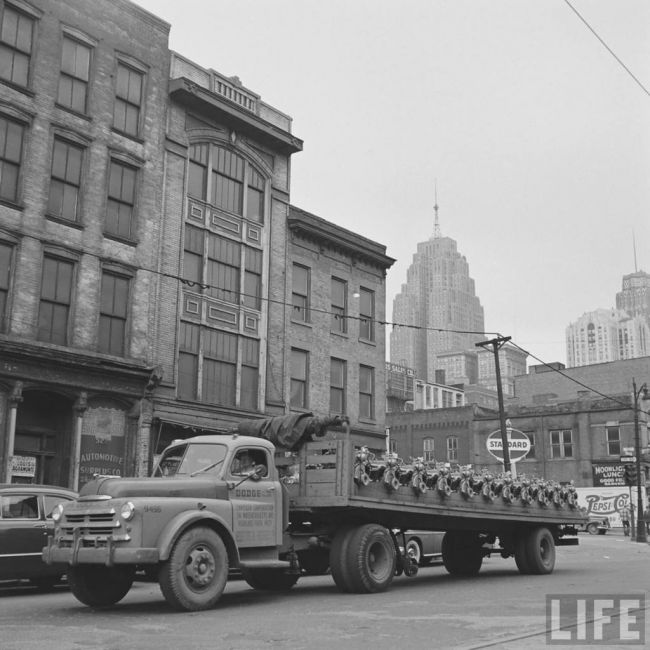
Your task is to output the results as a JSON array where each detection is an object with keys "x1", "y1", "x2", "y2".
[
  {"x1": 286, "y1": 206, "x2": 394, "y2": 449},
  {"x1": 0, "y1": 0, "x2": 170, "y2": 487},
  {"x1": 0, "y1": 0, "x2": 395, "y2": 485}
]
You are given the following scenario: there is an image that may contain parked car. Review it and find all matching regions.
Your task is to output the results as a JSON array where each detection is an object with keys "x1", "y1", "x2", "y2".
[
  {"x1": 400, "y1": 530, "x2": 445, "y2": 566},
  {"x1": 0, "y1": 484, "x2": 77, "y2": 587},
  {"x1": 577, "y1": 515, "x2": 610, "y2": 535}
]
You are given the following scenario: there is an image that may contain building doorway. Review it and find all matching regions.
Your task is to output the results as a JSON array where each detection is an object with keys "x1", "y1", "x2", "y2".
[{"x1": 13, "y1": 391, "x2": 73, "y2": 487}]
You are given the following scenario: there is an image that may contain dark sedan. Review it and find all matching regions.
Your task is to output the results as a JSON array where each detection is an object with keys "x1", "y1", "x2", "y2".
[{"x1": 0, "y1": 484, "x2": 77, "y2": 587}]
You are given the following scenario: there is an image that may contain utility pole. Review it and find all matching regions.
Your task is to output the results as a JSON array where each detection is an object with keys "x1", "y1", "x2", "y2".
[
  {"x1": 476, "y1": 336, "x2": 512, "y2": 473},
  {"x1": 632, "y1": 378, "x2": 648, "y2": 543}
]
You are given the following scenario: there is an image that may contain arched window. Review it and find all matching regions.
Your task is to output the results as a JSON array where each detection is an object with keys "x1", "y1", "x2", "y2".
[{"x1": 188, "y1": 143, "x2": 265, "y2": 223}]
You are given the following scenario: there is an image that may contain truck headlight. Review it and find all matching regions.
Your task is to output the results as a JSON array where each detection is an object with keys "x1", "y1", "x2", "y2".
[
  {"x1": 120, "y1": 501, "x2": 135, "y2": 521},
  {"x1": 51, "y1": 503, "x2": 64, "y2": 523}
]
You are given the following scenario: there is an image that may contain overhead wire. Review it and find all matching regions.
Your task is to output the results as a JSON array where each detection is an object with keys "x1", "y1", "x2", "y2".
[{"x1": 563, "y1": 0, "x2": 650, "y2": 98}]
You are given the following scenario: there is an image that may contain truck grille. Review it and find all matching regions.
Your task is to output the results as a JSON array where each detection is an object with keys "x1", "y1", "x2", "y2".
[{"x1": 59, "y1": 509, "x2": 127, "y2": 542}]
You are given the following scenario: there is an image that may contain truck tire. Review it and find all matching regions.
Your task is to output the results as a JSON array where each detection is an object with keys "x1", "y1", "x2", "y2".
[
  {"x1": 345, "y1": 524, "x2": 396, "y2": 593},
  {"x1": 514, "y1": 533, "x2": 531, "y2": 575},
  {"x1": 405, "y1": 539, "x2": 422, "y2": 566},
  {"x1": 586, "y1": 522, "x2": 598, "y2": 535},
  {"x1": 442, "y1": 531, "x2": 483, "y2": 576},
  {"x1": 158, "y1": 526, "x2": 228, "y2": 611},
  {"x1": 329, "y1": 525, "x2": 356, "y2": 592},
  {"x1": 241, "y1": 568, "x2": 299, "y2": 591},
  {"x1": 68, "y1": 565, "x2": 135, "y2": 607},
  {"x1": 524, "y1": 526, "x2": 556, "y2": 575},
  {"x1": 297, "y1": 549, "x2": 330, "y2": 575}
]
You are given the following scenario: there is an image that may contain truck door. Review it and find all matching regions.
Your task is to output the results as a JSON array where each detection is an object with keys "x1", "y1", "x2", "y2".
[{"x1": 228, "y1": 446, "x2": 281, "y2": 547}]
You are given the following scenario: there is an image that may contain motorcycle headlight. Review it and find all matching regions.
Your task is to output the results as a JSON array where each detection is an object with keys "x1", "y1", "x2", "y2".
[
  {"x1": 120, "y1": 501, "x2": 135, "y2": 521},
  {"x1": 51, "y1": 503, "x2": 64, "y2": 523}
]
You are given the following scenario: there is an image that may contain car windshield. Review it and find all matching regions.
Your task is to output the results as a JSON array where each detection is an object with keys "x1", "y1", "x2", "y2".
[{"x1": 155, "y1": 443, "x2": 228, "y2": 477}]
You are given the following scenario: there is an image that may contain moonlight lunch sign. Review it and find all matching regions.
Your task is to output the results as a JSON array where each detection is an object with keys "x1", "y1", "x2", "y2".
[{"x1": 486, "y1": 426, "x2": 531, "y2": 464}]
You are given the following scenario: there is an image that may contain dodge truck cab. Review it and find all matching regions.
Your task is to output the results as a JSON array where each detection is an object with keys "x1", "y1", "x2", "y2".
[{"x1": 43, "y1": 435, "x2": 293, "y2": 611}]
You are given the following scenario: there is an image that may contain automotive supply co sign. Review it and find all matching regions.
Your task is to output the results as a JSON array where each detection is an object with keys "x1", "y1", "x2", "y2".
[{"x1": 486, "y1": 428, "x2": 531, "y2": 463}]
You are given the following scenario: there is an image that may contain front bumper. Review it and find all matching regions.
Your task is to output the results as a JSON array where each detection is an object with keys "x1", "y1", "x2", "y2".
[{"x1": 43, "y1": 535, "x2": 159, "y2": 567}]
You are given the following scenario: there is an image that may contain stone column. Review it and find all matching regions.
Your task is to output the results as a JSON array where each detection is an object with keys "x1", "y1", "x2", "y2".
[
  {"x1": 4, "y1": 381, "x2": 23, "y2": 483},
  {"x1": 70, "y1": 392, "x2": 88, "y2": 490}
]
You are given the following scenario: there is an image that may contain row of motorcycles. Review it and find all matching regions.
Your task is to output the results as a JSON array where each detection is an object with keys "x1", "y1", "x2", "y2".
[{"x1": 353, "y1": 447, "x2": 580, "y2": 508}]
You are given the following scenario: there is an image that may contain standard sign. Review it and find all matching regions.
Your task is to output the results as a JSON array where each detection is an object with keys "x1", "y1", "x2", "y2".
[{"x1": 487, "y1": 428, "x2": 531, "y2": 463}]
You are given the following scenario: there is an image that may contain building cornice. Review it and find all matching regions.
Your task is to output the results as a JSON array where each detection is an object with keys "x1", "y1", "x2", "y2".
[
  {"x1": 169, "y1": 77, "x2": 303, "y2": 155},
  {"x1": 288, "y1": 205, "x2": 395, "y2": 271}
]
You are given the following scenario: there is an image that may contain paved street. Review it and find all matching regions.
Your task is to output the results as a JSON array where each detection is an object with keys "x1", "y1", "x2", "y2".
[{"x1": 1, "y1": 533, "x2": 648, "y2": 650}]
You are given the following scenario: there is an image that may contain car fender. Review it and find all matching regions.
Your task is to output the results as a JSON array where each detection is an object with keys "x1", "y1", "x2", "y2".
[{"x1": 157, "y1": 510, "x2": 238, "y2": 563}]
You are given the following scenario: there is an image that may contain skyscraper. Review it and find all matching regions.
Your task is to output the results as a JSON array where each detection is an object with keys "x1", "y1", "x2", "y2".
[
  {"x1": 390, "y1": 205, "x2": 485, "y2": 383},
  {"x1": 616, "y1": 271, "x2": 650, "y2": 326}
]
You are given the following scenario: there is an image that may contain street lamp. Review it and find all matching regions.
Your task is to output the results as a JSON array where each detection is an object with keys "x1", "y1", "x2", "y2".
[{"x1": 632, "y1": 378, "x2": 648, "y2": 544}]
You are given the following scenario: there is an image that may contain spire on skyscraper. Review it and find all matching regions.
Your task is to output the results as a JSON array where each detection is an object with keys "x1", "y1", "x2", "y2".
[{"x1": 433, "y1": 182, "x2": 441, "y2": 239}]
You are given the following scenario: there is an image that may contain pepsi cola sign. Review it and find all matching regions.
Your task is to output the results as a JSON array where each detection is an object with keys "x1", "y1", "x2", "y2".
[{"x1": 486, "y1": 427, "x2": 531, "y2": 463}]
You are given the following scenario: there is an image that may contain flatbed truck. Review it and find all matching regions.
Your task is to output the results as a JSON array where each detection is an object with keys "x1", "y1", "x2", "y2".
[{"x1": 43, "y1": 417, "x2": 586, "y2": 611}]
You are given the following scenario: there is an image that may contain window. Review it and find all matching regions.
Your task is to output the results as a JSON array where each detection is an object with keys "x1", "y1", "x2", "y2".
[
  {"x1": 290, "y1": 348, "x2": 309, "y2": 409},
  {"x1": 292, "y1": 264, "x2": 310, "y2": 322},
  {"x1": 113, "y1": 63, "x2": 143, "y2": 137},
  {"x1": 178, "y1": 322, "x2": 199, "y2": 401},
  {"x1": 0, "y1": 114, "x2": 24, "y2": 202},
  {"x1": 240, "y1": 337, "x2": 260, "y2": 411},
  {"x1": 359, "y1": 287, "x2": 375, "y2": 341},
  {"x1": 606, "y1": 425, "x2": 620, "y2": 456},
  {"x1": 47, "y1": 139, "x2": 83, "y2": 222},
  {"x1": 203, "y1": 328, "x2": 237, "y2": 406},
  {"x1": 0, "y1": 241, "x2": 12, "y2": 330},
  {"x1": 1, "y1": 494, "x2": 38, "y2": 519},
  {"x1": 359, "y1": 365, "x2": 374, "y2": 420},
  {"x1": 188, "y1": 143, "x2": 266, "y2": 223},
  {"x1": 331, "y1": 277, "x2": 347, "y2": 333},
  {"x1": 208, "y1": 234, "x2": 240, "y2": 303},
  {"x1": 0, "y1": 5, "x2": 33, "y2": 87},
  {"x1": 183, "y1": 225, "x2": 261, "y2": 310},
  {"x1": 177, "y1": 321, "x2": 260, "y2": 410},
  {"x1": 106, "y1": 160, "x2": 137, "y2": 239},
  {"x1": 37, "y1": 256, "x2": 73, "y2": 345},
  {"x1": 447, "y1": 436, "x2": 458, "y2": 462},
  {"x1": 330, "y1": 357, "x2": 346, "y2": 414},
  {"x1": 243, "y1": 247, "x2": 262, "y2": 310},
  {"x1": 57, "y1": 37, "x2": 90, "y2": 113},
  {"x1": 423, "y1": 438, "x2": 435, "y2": 462},
  {"x1": 550, "y1": 429, "x2": 573, "y2": 459},
  {"x1": 98, "y1": 271, "x2": 129, "y2": 356}
]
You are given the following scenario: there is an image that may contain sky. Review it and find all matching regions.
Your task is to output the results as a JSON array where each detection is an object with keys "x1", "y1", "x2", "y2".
[{"x1": 134, "y1": 0, "x2": 650, "y2": 367}]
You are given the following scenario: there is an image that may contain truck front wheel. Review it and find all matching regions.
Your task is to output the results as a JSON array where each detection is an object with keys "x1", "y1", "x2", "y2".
[
  {"x1": 442, "y1": 532, "x2": 483, "y2": 576},
  {"x1": 68, "y1": 565, "x2": 134, "y2": 607},
  {"x1": 159, "y1": 526, "x2": 228, "y2": 611},
  {"x1": 345, "y1": 524, "x2": 396, "y2": 593}
]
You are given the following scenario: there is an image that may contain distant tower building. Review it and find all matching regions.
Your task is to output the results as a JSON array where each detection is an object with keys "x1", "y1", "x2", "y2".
[
  {"x1": 476, "y1": 343, "x2": 527, "y2": 397},
  {"x1": 390, "y1": 201, "x2": 485, "y2": 383},
  {"x1": 616, "y1": 271, "x2": 650, "y2": 326},
  {"x1": 566, "y1": 308, "x2": 649, "y2": 367}
]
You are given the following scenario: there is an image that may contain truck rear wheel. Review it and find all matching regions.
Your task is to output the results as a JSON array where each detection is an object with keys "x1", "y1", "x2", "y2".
[
  {"x1": 241, "y1": 568, "x2": 299, "y2": 591},
  {"x1": 514, "y1": 533, "x2": 531, "y2": 575},
  {"x1": 524, "y1": 526, "x2": 555, "y2": 575},
  {"x1": 442, "y1": 531, "x2": 483, "y2": 576},
  {"x1": 345, "y1": 524, "x2": 396, "y2": 593},
  {"x1": 159, "y1": 526, "x2": 228, "y2": 611},
  {"x1": 68, "y1": 565, "x2": 134, "y2": 607},
  {"x1": 329, "y1": 525, "x2": 356, "y2": 592}
]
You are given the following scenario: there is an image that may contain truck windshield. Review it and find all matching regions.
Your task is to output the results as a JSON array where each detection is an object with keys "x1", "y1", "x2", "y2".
[{"x1": 155, "y1": 443, "x2": 228, "y2": 477}]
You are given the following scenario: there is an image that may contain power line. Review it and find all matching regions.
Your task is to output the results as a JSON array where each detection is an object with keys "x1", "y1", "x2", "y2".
[{"x1": 564, "y1": 0, "x2": 650, "y2": 98}]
